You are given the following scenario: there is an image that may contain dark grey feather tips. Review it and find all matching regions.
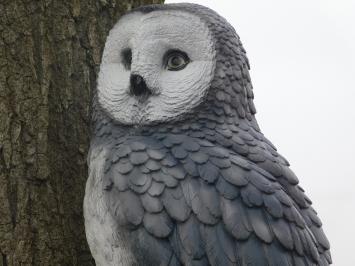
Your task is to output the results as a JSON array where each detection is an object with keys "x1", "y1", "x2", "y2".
[
  {"x1": 91, "y1": 3, "x2": 331, "y2": 266},
  {"x1": 102, "y1": 131, "x2": 330, "y2": 265}
]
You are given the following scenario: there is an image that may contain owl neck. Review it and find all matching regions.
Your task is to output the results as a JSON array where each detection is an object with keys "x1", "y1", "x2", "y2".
[{"x1": 92, "y1": 98, "x2": 261, "y2": 146}]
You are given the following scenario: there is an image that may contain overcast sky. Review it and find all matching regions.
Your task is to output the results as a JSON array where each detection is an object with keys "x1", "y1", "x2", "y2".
[{"x1": 165, "y1": 1, "x2": 355, "y2": 264}]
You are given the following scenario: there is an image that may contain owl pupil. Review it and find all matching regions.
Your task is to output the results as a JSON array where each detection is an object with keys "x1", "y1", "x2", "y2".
[
  {"x1": 172, "y1": 57, "x2": 182, "y2": 66},
  {"x1": 122, "y1": 48, "x2": 132, "y2": 70}
]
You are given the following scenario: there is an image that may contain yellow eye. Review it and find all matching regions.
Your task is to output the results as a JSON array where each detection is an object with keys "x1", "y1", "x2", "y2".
[{"x1": 165, "y1": 50, "x2": 190, "y2": 71}]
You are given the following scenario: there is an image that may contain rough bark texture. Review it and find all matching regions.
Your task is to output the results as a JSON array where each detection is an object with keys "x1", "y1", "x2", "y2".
[{"x1": 0, "y1": 0, "x2": 163, "y2": 265}]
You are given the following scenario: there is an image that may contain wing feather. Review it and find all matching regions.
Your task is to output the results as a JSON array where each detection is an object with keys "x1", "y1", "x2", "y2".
[{"x1": 103, "y1": 135, "x2": 330, "y2": 265}]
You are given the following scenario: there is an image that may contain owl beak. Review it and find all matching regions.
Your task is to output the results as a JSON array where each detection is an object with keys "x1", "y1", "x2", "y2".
[{"x1": 129, "y1": 74, "x2": 152, "y2": 99}]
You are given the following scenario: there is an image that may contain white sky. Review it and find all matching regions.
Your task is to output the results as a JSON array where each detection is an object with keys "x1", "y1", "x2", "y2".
[{"x1": 165, "y1": 1, "x2": 355, "y2": 265}]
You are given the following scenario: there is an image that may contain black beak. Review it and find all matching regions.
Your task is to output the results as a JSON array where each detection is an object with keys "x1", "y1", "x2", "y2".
[{"x1": 130, "y1": 74, "x2": 151, "y2": 98}]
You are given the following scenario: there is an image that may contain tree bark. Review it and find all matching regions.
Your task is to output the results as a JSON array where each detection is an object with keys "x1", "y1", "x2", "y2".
[{"x1": 0, "y1": 0, "x2": 163, "y2": 265}]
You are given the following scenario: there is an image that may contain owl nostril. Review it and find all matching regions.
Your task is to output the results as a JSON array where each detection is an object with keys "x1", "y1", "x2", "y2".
[{"x1": 130, "y1": 74, "x2": 151, "y2": 97}]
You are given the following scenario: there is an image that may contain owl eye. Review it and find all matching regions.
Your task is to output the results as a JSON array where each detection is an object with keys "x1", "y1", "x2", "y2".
[
  {"x1": 122, "y1": 48, "x2": 132, "y2": 70},
  {"x1": 164, "y1": 50, "x2": 190, "y2": 71}
]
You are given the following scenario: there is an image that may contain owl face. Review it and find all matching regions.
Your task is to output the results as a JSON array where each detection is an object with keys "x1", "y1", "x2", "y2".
[{"x1": 98, "y1": 10, "x2": 216, "y2": 125}]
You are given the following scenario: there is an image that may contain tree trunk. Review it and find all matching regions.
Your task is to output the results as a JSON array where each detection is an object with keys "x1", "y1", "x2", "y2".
[{"x1": 0, "y1": 0, "x2": 163, "y2": 265}]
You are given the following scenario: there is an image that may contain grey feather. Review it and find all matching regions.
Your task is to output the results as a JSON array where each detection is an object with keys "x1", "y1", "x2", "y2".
[
  {"x1": 221, "y1": 166, "x2": 248, "y2": 187},
  {"x1": 247, "y1": 208, "x2": 273, "y2": 243},
  {"x1": 177, "y1": 215, "x2": 205, "y2": 259},
  {"x1": 241, "y1": 184, "x2": 264, "y2": 207},
  {"x1": 216, "y1": 176, "x2": 240, "y2": 200},
  {"x1": 130, "y1": 141, "x2": 146, "y2": 152},
  {"x1": 290, "y1": 223, "x2": 304, "y2": 256},
  {"x1": 143, "y1": 211, "x2": 174, "y2": 238},
  {"x1": 130, "y1": 151, "x2": 149, "y2": 165},
  {"x1": 263, "y1": 194, "x2": 283, "y2": 218},
  {"x1": 247, "y1": 169, "x2": 278, "y2": 194},
  {"x1": 200, "y1": 223, "x2": 236, "y2": 266},
  {"x1": 141, "y1": 193, "x2": 164, "y2": 213},
  {"x1": 117, "y1": 160, "x2": 134, "y2": 174},
  {"x1": 183, "y1": 158, "x2": 199, "y2": 177},
  {"x1": 182, "y1": 139, "x2": 201, "y2": 152},
  {"x1": 145, "y1": 159, "x2": 161, "y2": 171},
  {"x1": 221, "y1": 197, "x2": 251, "y2": 240},
  {"x1": 189, "y1": 151, "x2": 209, "y2": 164},
  {"x1": 197, "y1": 163, "x2": 220, "y2": 183},
  {"x1": 163, "y1": 165, "x2": 186, "y2": 180},
  {"x1": 236, "y1": 235, "x2": 269, "y2": 266},
  {"x1": 148, "y1": 181, "x2": 165, "y2": 197},
  {"x1": 147, "y1": 149, "x2": 166, "y2": 160},
  {"x1": 162, "y1": 186, "x2": 191, "y2": 222},
  {"x1": 210, "y1": 156, "x2": 231, "y2": 168},
  {"x1": 186, "y1": 178, "x2": 219, "y2": 225},
  {"x1": 264, "y1": 241, "x2": 293, "y2": 266},
  {"x1": 162, "y1": 154, "x2": 179, "y2": 167},
  {"x1": 118, "y1": 190, "x2": 144, "y2": 226},
  {"x1": 152, "y1": 171, "x2": 179, "y2": 188},
  {"x1": 171, "y1": 146, "x2": 188, "y2": 159},
  {"x1": 108, "y1": 167, "x2": 129, "y2": 192},
  {"x1": 270, "y1": 217, "x2": 294, "y2": 250}
]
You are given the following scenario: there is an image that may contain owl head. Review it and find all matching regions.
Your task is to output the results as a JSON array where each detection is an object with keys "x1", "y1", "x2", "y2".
[{"x1": 97, "y1": 3, "x2": 256, "y2": 126}]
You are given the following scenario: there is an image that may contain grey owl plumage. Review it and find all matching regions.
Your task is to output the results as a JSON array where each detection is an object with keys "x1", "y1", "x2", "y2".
[{"x1": 84, "y1": 3, "x2": 331, "y2": 266}]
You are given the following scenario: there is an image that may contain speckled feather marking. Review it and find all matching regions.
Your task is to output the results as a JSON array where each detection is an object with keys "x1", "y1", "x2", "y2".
[{"x1": 86, "y1": 3, "x2": 331, "y2": 266}]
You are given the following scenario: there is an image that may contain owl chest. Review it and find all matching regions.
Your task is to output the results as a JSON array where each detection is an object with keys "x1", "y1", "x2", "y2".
[{"x1": 84, "y1": 146, "x2": 139, "y2": 266}]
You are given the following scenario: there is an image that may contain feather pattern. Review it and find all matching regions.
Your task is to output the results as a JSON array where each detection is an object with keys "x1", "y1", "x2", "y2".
[{"x1": 85, "y1": 3, "x2": 331, "y2": 265}]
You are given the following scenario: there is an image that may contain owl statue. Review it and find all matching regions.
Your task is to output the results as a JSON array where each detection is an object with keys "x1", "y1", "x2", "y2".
[{"x1": 84, "y1": 3, "x2": 331, "y2": 266}]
